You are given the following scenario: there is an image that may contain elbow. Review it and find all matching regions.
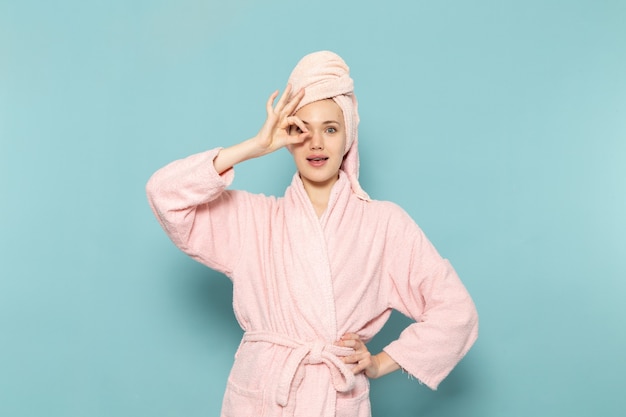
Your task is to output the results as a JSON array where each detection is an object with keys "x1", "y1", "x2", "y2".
[
  {"x1": 445, "y1": 295, "x2": 479, "y2": 356},
  {"x1": 145, "y1": 173, "x2": 169, "y2": 224},
  {"x1": 460, "y1": 297, "x2": 479, "y2": 351},
  {"x1": 467, "y1": 298, "x2": 479, "y2": 330},
  {"x1": 145, "y1": 171, "x2": 167, "y2": 213},
  {"x1": 145, "y1": 172, "x2": 160, "y2": 203}
]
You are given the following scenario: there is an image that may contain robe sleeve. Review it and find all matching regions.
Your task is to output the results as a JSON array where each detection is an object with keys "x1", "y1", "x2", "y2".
[
  {"x1": 145, "y1": 148, "x2": 261, "y2": 277},
  {"x1": 383, "y1": 210, "x2": 479, "y2": 390}
]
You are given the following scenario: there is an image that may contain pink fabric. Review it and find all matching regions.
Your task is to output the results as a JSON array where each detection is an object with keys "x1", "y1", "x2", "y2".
[
  {"x1": 287, "y1": 51, "x2": 369, "y2": 201},
  {"x1": 243, "y1": 331, "x2": 355, "y2": 407},
  {"x1": 146, "y1": 149, "x2": 478, "y2": 417}
]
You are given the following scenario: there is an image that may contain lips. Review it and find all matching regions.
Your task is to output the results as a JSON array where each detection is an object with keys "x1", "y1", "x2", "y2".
[
  {"x1": 306, "y1": 155, "x2": 329, "y2": 167},
  {"x1": 306, "y1": 154, "x2": 329, "y2": 162}
]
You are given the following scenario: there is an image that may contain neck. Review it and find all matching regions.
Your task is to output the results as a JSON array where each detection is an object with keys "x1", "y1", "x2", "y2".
[{"x1": 301, "y1": 175, "x2": 339, "y2": 218}]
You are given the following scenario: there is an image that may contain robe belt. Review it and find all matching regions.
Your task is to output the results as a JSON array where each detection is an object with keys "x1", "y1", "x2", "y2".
[{"x1": 242, "y1": 331, "x2": 356, "y2": 407}]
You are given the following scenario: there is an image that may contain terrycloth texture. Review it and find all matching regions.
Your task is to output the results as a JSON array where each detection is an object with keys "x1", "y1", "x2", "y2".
[
  {"x1": 287, "y1": 51, "x2": 369, "y2": 201},
  {"x1": 146, "y1": 149, "x2": 479, "y2": 417}
]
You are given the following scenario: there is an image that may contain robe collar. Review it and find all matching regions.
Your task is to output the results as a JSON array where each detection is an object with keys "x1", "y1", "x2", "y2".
[{"x1": 287, "y1": 170, "x2": 354, "y2": 227}]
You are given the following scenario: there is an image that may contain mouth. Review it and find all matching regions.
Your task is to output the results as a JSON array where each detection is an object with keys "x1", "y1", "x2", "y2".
[{"x1": 306, "y1": 155, "x2": 329, "y2": 167}]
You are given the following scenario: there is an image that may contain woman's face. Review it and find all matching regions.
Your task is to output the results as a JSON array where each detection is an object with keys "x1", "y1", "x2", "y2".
[{"x1": 288, "y1": 99, "x2": 347, "y2": 192}]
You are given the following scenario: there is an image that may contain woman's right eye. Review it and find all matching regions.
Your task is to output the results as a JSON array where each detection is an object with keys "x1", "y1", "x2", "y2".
[{"x1": 289, "y1": 126, "x2": 302, "y2": 135}]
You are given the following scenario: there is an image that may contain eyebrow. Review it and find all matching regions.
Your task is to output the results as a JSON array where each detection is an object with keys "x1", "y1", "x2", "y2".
[{"x1": 301, "y1": 120, "x2": 340, "y2": 125}]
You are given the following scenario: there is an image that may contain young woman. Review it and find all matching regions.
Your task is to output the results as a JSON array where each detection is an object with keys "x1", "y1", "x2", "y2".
[{"x1": 146, "y1": 51, "x2": 478, "y2": 417}]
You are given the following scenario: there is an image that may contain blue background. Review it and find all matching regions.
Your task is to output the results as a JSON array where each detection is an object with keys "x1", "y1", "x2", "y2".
[{"x1": 2, "y1": 0, "x2": 625, "y2": 416}]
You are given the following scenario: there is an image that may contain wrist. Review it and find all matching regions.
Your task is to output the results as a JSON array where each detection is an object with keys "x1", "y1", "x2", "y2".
[
  {"x1": 213, "y1": 138, "x2": 265, "y2": 174},
  {"x1": 370, "y1": 351, "x2": 400, "y2": 379},
  {"x1": 247, "y1": 135, "x2": 272, "y2": 158}
]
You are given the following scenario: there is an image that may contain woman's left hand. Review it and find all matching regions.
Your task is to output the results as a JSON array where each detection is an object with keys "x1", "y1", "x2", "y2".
[{"x1": 337, "y1": 333, "x2": 381, "y2": 379}]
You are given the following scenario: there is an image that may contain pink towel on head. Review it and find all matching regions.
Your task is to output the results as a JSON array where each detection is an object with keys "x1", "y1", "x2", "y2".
[{"x1": 287, "y1": 51, "x2": 370, "y2": 201}]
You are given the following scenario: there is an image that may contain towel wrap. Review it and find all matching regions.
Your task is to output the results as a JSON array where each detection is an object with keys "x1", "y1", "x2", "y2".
[{"x1": 287, "y1": 50, "x2": 370, "y2": 201}]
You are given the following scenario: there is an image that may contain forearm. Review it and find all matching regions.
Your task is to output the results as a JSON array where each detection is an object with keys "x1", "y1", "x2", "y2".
[
  {"x1": 370, "y1": 351, "x2": 401, "y2": 379},
  {"x1": 213, "y1": 136, "x2": 266, "y2": 174}
]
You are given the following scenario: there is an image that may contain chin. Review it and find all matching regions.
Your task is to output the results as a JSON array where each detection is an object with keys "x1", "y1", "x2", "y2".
[{"x1": 303, "y1": 172, "x2": 340, "y2": 186}]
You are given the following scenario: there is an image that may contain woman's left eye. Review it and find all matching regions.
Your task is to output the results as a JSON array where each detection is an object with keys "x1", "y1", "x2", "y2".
[{"x1": 326, "y1": 127, "x2": 337, "y2": 134}]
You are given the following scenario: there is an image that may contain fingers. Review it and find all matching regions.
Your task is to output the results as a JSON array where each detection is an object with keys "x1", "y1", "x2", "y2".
[
  {"x1": 343, "y1": 348, "x2": 373, "y2": 373},
  {"x1": 273, "y1": 84, "x2": 293, "y2": 114},
  {"x1": 352, "y1": 357, "x2": 373, "y2": 375},
  {"x1": 279, "y1": 116, "x2": 308, "y2": 148},
  {"x1": 340, "y1": 333, "x2": 361, "y2": 342},
  {"x1": 286, "y1": 115, "x2": 309, "y2": 134},
  {"x1": 282, "y1": 87, "x2": 305, "y2": 116},
  {"x1": 336, "y1": 333, "x2": 375, "y2": 375},
  {"x1": 265, "y1": 90, "x2": 280, "y2": 115},
  {"x1": 337, "y1": 333, "x2": 362, "y2": 350},
  {"x1": 268, "y1": 85, "x2": 305, "y2": 118},
  {"x1": 258, "y1": 86, "x2": 307, "y2": 152}
]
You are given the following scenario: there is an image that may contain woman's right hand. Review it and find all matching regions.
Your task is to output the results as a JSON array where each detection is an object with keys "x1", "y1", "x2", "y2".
[
  {"x1": 252, "y1": 84, "x2": 310, "y2": 156},
  {"x1": 212, "y1": 85, "x2": 310, "y2": 174}
]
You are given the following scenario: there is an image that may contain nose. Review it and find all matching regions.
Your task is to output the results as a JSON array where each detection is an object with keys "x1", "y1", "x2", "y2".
[{"x1": 309, "y1": 129, "x2": 324, "y2": 150}]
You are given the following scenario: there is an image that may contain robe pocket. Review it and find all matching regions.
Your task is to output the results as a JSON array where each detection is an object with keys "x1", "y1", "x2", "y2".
[
  {"x1": 222, "y1": 378, "x2": 265, "y2": 417},
  {"x1": 336, "y1": 377, "x2": 371, "y2": 417}
]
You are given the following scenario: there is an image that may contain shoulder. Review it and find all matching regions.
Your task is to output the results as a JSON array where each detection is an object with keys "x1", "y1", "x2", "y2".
[
  {"x1": 366, "y1": 198, "x2": 415, "y2": 222},
  {"x1": 361, "y1": 198, "x2": 424, "y2": 238}
]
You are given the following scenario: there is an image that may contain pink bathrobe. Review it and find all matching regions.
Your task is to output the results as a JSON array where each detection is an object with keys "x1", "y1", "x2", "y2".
[{"x1": 146, "y1": 148, "x2": 478, "y2": 417}]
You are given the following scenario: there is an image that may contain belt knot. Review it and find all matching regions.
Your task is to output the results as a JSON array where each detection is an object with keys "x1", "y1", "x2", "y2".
[
  {"x1": 242, "y1": 330, "x2": 357, "y2": 408},
  {"x1": 306, "y1": 341, "x2": 325, "y2": 364}
]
